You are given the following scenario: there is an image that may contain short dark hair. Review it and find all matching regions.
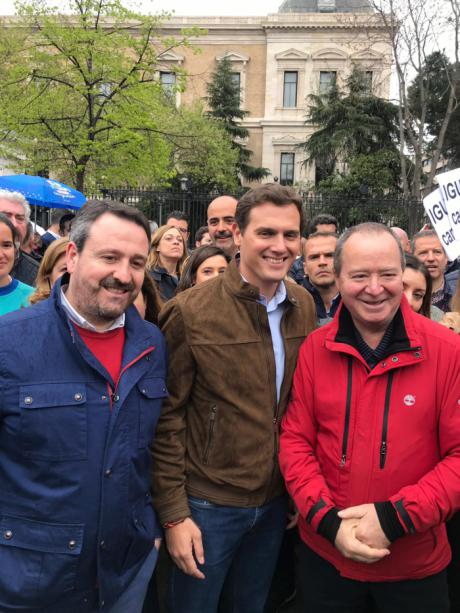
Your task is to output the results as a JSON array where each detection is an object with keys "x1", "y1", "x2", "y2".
[
  {"x1": 334, "y1": 222, "x2": 405, "y2": 276},
  {"x1": 195, "y1": 225, "x2": 209, "y2": 244},
  {"x1": 167, "y1": 210, "x2": 189, "y2": 224},
  {"x1": 235, "y1": 183, "x2": 305, "y2": 234},
  {"x1": 50, "y1": 210, "x2": 65, "y2": 225},
  {"x1": 59, "y1": 213, "x2": 75, "y2": 234},
  {"x1": 404, "y1": 253, "x2": 433, "y2": 318},
  {"x1": 70, "y1": 199, "x2": 151, "y2": 252},
  {"x1": 411, "y1": 230, "x2": 444, "y2": 254},
  {"x1": 177, "y1": 245, "x2": 231, "y2": 292},
  {"x1": 307, "y1": 213, "x2": 338, "y2": 236}
]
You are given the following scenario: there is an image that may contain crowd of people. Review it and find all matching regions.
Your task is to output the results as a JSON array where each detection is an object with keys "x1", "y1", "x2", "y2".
[{"x1": 0, "y1": 184, "x2": 459, "y2": 613}]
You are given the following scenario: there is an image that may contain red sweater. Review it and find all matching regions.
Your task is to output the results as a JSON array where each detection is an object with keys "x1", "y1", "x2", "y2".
[{"x1": 74, "y1": 324, "x2": 125, "y2": 386}]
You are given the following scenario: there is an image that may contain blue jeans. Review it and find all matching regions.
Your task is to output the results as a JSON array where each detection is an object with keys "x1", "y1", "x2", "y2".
[{"x1": 168, "y1": 494, "x2": 288, "y2": 613}]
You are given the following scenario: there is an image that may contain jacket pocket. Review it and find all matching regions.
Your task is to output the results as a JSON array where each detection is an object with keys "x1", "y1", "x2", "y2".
[
  {"x1": 19, "y1": 383, "x2": 87, "y2": 461},
  {"x1": 137, "y1": 377, "x2": 168, "y2": 448},
  {"x1": 0, "y1": 515, "x2": 83, "y2": 609},
  {"x1": 122, "y1": 493, "x2": 157, "y2": 572},
  {"x1": 203, "y1": 406, "x2": 218, "y2": 465}
]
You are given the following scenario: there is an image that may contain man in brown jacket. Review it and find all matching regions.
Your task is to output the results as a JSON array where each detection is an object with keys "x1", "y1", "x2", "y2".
[{"x1": 151, "y1": 184, "x2": 316, "y2": 613}]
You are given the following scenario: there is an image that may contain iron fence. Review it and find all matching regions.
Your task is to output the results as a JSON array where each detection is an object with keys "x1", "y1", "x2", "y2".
[{"x1": 92, "y1": 188, "x2": 426, "y2": 245}]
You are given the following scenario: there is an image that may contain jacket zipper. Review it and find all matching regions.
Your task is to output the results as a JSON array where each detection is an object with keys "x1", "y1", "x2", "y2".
[
  {"x1": 380, "y1": 371, "x2": 394, "y2": 469},
  {"x1": 341, "y1": 357, "x2": 353, "y2": 466},
  {"x1": 111, "y1": 346, "x2": 155, "y2": 402},
  {"x1": 203, "y1": 406, "x2": 217, "y2": 464}
]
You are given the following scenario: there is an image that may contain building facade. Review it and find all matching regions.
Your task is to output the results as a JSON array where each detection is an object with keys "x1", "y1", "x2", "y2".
[{"x1": 158, "y1": 0, "x2": 393, "y2": 187}]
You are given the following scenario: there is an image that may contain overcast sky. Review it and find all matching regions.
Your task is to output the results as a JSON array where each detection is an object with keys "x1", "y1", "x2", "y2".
[{"x1": 1, "y1": 0, "x2": 283, "y2": 15}]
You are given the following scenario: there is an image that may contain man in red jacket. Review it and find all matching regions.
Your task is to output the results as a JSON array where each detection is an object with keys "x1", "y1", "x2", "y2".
[{"x1": 280, "y1": 222, "x2": 460, "y2": 613}]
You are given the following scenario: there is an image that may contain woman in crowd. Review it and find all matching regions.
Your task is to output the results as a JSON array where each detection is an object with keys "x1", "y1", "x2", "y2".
[
  {"x1": 177, "y1": 245, "x2": 230, "y2": 292},
  {"x1": 439, "y1": 275, "x2": 460, "y2": 333},
  {"x1": 29, "y1": 237, "x2": 69, "y2": 305},
  {"x1": 0, "y1": 213, "x2": 34, "y2": 316},
  {"x1": 134, "y1": 272, "x2": 163, "y2": 325},
  {"x1": 147, "y1": 225, "x2": 187, "y2": 302},
  {"x1": 402, "y1": 253, "x2": 443, "y2": 321}
]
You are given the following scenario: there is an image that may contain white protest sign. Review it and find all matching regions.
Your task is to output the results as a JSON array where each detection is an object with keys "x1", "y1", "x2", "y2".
[
  {"x1": 423, "y1": 188, "x2": 460, "y2": 260},
  {"x1": 436, "y1": 167, "x2": 460, "y2": 241}
]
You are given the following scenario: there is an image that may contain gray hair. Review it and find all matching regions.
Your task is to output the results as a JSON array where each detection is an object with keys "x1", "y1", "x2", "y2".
[
  {"x1": 69, "y1": 199, "x2": 151, "y2": 252},
  {"x1": 0, "y1": 189, "x2": 31, "y2": 221},
  {"x1": 334, "y1": 222, "x2": 405, "y2": 276}
]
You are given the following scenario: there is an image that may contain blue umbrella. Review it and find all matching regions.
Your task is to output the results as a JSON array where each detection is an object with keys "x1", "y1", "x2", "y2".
[{"x1": 0, "y1": 174, "x2": 86, "y2": 210}]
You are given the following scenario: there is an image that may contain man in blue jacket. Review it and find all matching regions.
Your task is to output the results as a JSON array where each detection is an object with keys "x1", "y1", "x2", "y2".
[{"x1": 0, "y1": 200, "x2": 167, "y2": 612}]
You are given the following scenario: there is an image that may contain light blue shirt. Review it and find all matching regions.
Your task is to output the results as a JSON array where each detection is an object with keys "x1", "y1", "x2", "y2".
[{"x1": 258, "y1": 282, "x2": 287, "y2": 404}]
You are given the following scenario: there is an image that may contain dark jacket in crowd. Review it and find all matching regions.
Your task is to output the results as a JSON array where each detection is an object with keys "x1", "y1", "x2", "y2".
[
  {"x1": 288, "y1": 256, "x2": 305, "y2": 284},
  {"x1": 12, "y1": 250, "x2": 39, "y2": 286},
  {"x1": 151, "y1": 259, "x2": 316, "y2": 526},
  {"x1": 149, "y1": 266, "x2": 178, "y2": 302},
  {"x1": 301, "y1": 277, "x2": 341, "y2": 325},
  {"x1": 0, "y1": 279, "x2": 167, "y2": 612}
]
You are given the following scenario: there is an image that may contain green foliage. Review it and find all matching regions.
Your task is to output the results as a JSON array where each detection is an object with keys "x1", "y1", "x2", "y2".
[
  {"x1": 206, "y1": 56, "x2": 270, "y2": 183},
  {"x1": 302, "y1": 66, "x2": 400, "y2": 183},
  {"x1": 408, "y1": 51, "x2": 460, "y2": 167},
  {"x1": 0, "y1": 0, "x2": 199, "y2": 191},
  {"x1": 316, "y1": 149, "x2": 402, "y2": 196}
]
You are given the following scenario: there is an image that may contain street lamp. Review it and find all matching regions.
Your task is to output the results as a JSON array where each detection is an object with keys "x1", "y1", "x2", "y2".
[{"x1": 180, "y1": 176, "x2": 188, "y2": 193}]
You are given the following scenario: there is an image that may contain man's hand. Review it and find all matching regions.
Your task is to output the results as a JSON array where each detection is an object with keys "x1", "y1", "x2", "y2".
[
  {"x1": 338, "y1": 504, "x2": 391, "y2": 550},
  {"x1": 334, "y1": 517, "x2": 390, "y2": 564},
  {"x1": 165, "y1": 518, "x2": 205, "y2": 579}
]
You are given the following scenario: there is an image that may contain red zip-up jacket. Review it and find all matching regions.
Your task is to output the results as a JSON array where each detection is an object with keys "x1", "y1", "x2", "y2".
[{"x1": 280, "y1": 297, "x2": 460, "y2": 582}]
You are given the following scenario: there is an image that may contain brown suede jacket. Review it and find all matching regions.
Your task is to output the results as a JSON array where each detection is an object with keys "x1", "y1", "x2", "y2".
[{"x1": 151, "y1": 260, "x2": 316, "y2": 525}]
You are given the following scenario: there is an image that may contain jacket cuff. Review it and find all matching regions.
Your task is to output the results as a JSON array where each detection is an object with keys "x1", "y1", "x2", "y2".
[
  {"x1": 374, "y1": 501, "x2": 405, "y2": 542},
  {"x1": 317, "y1": 508, "x2": 341, "y2": 545}
]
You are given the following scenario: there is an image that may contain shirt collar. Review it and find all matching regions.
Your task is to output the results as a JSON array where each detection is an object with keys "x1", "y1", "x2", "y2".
[
  {"x1": 60, "y1": 287, "x2": 125, "y2": 333},
  {"x1": 239, "y1": 273, "x2": 287, "y2": 311}
]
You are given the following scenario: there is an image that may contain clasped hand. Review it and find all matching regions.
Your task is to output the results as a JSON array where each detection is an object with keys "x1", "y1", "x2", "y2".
[{"x1": 334, "y1": 503, "x2": 391, "y2": 564}]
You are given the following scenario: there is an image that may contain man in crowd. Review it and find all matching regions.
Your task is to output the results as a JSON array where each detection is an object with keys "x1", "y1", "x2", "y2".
[
  {"x1": 41, "y1": 209, "x2": 65, "y2": 249},
  {"x1": 412, "y1": 229, "x2": 454, "y2": 312},
  {"x1": 166, "y1": 210, "x2": 190, "y2": 246},
  {"x1": 206, "y1": 195, "x2": 238, "y2": 257},
  {"x1": 302, "y1": 231, "x2": 340, "y2": 325},
  {"x1": 280, "y1": 223, "x2": 460, "y2": 613},
  {"x1": 0, "y1": 189, "x2": 39, "y2": 285},
  {"x1": 391, "y1": 227, "x2": 410, "y2": 252},
  {"x1": 194, "y1": 225, "x2": 213, "y2": 248},
  {"x1": 152, "y1": 184, "x2": 316, "y2": 613},
  {"x1": 0, "y1": 200, "x2": 167, "y2": 612},
  {"x1": 289, "y1": 213, "x2": 339, "y2": 284}
]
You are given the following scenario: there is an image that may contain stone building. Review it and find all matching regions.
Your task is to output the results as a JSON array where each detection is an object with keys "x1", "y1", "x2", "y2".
[{"x1": 158, "y1": 0, "x2": 393, "y2": 187}]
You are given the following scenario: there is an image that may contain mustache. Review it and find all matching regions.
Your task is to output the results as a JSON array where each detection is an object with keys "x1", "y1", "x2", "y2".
[
  {"x1": 100, "y1": 277, "x2": 135, "y2": 292},
  {"x1": 215, "y1": 231, "x2": 233, "y2": 239}
]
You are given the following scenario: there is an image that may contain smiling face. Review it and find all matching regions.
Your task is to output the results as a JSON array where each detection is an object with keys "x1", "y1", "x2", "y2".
[
  {"x1": 234, "y1": 202, "x2": 301, "y2": 300},
  {"x1": 0, "y1": 221, "x2": 16, "y2": 286},
  {"x1": 207, "y1": 196, "x2": 238, "y2": 255},
  {"x1": 194, "y1": 254, "x2": 228, "y2": 285},
  {"x1": 336, "y1": 231, "x2": 403, "y2": 336},
  {"x1": 65, "y1": 213, "x2": 149, "y2": 330},
  {"x1": 0, "y1": 198, "x2": 27, "y2": 244}
]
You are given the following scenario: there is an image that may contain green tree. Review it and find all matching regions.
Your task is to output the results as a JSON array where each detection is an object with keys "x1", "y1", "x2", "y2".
[
  {"x1": 408, "y1": 51, "x2": 460, "y2": 168},
  {"x1": 206, "y1": 56, "x2": 270, "y2": 183},
  {"x1": 0, "y1": 0, "x2": 198, "y2": 192},
  {"x1": 301, "y1": 66, "x2": 400, "y2": 184}
]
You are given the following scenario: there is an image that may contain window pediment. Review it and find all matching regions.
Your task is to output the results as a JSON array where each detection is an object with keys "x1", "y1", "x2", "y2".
[
  {"x1": 216, "y1": 51, "x2": 250, "y2": 64},
  {"x1": 157, "y1": 50, "x2": 184, "y2": 64},
  {"x1": 275, "y1": 48, "x2": 309, "y2": 61},
  {"x1": 312, "y1": 48, "x2": 348, "y2": 61}
]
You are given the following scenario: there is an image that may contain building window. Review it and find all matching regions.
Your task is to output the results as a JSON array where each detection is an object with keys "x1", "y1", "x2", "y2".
[
  {"x1": 231, "y1": 72, "x2": 241, "y2": 90},
  {"x1": 280, "y1": 153, "x2": 295, "y2": 185},
  {"x1": 283, "y1": 71, "x2": 298, "y2": 108},
  {"x1": 319, "y1": 71, "x2": 336, "y2": 94},
  {"x1": 160, "y1": 72, "x2": 176, "y2": 95}
]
